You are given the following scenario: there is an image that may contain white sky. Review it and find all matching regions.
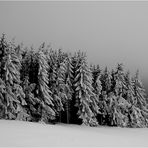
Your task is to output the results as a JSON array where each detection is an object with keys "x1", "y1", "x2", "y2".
[{"x1": 0, "y1": 1, "x2": 148, "y2": 83}]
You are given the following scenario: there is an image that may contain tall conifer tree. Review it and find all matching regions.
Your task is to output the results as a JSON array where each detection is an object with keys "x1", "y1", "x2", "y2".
[
  {"x1": 132, "y1": 70, "x2": 148, "y2": 127},
  {"x1": 74, "y1": 52, "x2": 99, "y2": 126},
  {"x1": 35, "y1": 49, "x2": 55, "y2": 123},
  {"x1": 0, "y1": 36, "x2": 28, "y2": 120},
  {"x1": 58, "y1": 55, "x2": 73, "y2": 123}
]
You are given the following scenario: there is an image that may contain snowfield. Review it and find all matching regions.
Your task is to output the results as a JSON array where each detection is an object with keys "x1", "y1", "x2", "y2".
[{"x1": 0, "y1": 120, "x2": 148, "y2": 147}]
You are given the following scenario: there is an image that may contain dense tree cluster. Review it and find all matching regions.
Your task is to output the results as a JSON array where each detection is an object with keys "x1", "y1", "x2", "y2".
[{"x1": 0, "y1": 34, "x2": 148, "y2": 127}]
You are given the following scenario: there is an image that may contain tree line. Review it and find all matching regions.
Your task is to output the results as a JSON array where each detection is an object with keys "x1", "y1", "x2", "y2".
[{"x1": 0, "y1": 34, "x2": 148, "y2": 128}]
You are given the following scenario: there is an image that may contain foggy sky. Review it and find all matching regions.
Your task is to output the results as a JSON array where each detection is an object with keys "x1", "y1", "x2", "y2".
[{"x1": 0, "y1": 1, "x2": 148, "y2": 90}]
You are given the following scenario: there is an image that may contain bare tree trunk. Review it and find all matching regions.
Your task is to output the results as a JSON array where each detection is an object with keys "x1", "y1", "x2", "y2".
[
  {"x1": 66, "y1": 100, "x2": 70, "y2": 124},
  {"x1": 59, "y1": 111, "x2": 61, "y2": 123}
]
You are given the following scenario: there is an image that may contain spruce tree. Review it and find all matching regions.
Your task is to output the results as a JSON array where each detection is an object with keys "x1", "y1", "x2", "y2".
[
  {"x1": 91, "y1": 64, "x2": 102, "y2": 124},
  {"x1": 107, "y1": 92, "x2": 130, "y2": 127},
  {"x1": 0, "y1": 34, "x2": 6, "y2": 78},
  {"x1": 74, "y1": 52, "x2": 99, "y2": 126},
  {"x1": 1, "y1": 37, "x2": 28, "y2": 120},
  {"x1": 113, "y1": 64, "x2": 127, "y2": 96},
  {"x1": 98, "y1": 67, "x2": 113, "y2": 125},
  {"x1": 35, "y1": 49, "x2": 55, "y2": 123},
  {"x1": 124, "y1": 71, "x2": 137, "y2": 127},
  {"x1": 91, "y1": 64, "x2": 102, "y2": 96},
  {"x1": 108, "y1": 64, "x2": 129, "y2": 127},
  {"x1": 0, "y1": 78, "x2": 6, "y2": 118},
  {"x1": 99, "y1": 91, "x2": 109, "y2": 125},
  {"x1": 0, "y1": 34, "x2": 6, "y2": 118},
  {"x1": 47, "y1": 48, "x2": 63, "y2": 122},
  {"x1": 22, "y1": 76, "x2": 40, "y2": 121},
  {"x1": 132, "y1": 70, "x2": 148, "y2": 127},
  {"x1": 101, "y1": 67, "x2": 112, "y2": 94},
  {"x1": 124, "y1": 71, "x2": 135, "y2": 105},
  {"x1": 20, "y1": 47, "x2": 42, "y2": 121},
  {"x1": 70, "y1": 52, "x2": 80, "y2": 124},
  {"x1": 58, "y1": 55, "x2": 73, "y2": 123}
]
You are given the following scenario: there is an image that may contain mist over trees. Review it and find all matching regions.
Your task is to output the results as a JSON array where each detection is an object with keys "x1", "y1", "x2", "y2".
[{"x1": 0, "y1": 34, "x2": 148, "y2": 128}]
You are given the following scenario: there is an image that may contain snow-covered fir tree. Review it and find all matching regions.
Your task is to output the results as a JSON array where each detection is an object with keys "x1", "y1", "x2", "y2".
[
  {"x1": 106, "y1": 65, "x2": 130, "y2": 127},
  {"x1": 132, "y1": 70, "x2": 148, "y2": 127},
  {"x1": 90, "y1": 65, "x2": 103, "y2": 124},
  {"x1": 91, "y1": 64, "x2": 102, "y2": 96},
  {"x1": 58, "y1": 54, "x2": 74, "y2": 123},
  {"x1": 0, "y1": 34, "x2": 7, "y2": 118},
  {"x1": 123, "y1": 71, "x2": 137, "y2": 127},
  {"x1": 101, "y1": 67, "x2": 112, "y2": 94},
  {"x1": 20, "y1": 47, "x2": 42, "y2": 121},
  {"x1": 0, "y1": 36, "x2": 28, "y2": 120},
  {"x1": 0, "y1": 77, "x2": 6, "y2": 118},
  {"x1": 124, "y1": 71, "x2": 135, "y2": 105},
  {"x1": 47, "y1": 48, "x2": 64, "y2": 122},
  {"x1": 35, "y1": 48, "x2": 55, "y2": 123},
  {"x1": 113, "y1": 64, "x2": 127, "y2": 96},
  {"x1": 74, "y1": 52, "x2": 99, "y2": 126},
  {"x1": 96, "y1": 67, "x2": 112, "y2": 125},
  {"x1": 22, "y1": 76, "x2": 40, "y2": 121}
]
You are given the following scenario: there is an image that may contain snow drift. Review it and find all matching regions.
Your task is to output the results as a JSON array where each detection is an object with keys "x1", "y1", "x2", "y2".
[{"x1": 0, "y1": 120, "x2": 148, "y2": 147}]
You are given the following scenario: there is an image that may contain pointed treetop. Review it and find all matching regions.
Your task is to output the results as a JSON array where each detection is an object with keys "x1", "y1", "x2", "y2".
[{"x1": 116, "y1": 63, "x2": 124, "y2": 72}]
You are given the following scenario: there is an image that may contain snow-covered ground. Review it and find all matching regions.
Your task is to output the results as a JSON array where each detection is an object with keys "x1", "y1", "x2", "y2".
[{"x1": 0, "y1": 120, "x2": 148, "y2": 147}]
